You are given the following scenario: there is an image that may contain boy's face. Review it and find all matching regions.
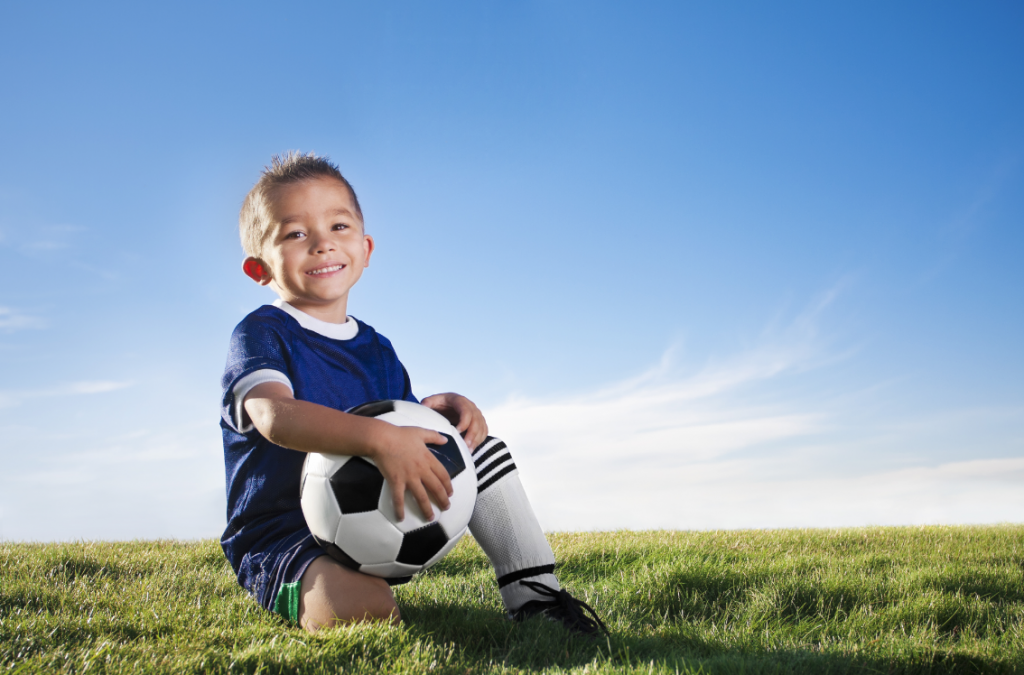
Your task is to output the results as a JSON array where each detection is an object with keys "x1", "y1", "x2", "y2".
[{"x1": 243, "y1": 177, "x2": 373, "y2": 322}]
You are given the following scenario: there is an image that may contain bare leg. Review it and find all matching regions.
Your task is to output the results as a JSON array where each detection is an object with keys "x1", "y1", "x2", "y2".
[{"x1": 297, "y1": 556, "x2": 400, "y2": 633}]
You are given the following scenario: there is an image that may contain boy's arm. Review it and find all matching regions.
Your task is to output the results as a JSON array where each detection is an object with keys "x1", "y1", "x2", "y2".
[
  {"x1": 244, "y1": 382, "x2": 453, "y2": 521},
  {"x1": 421, "y1": 392, "x2": 489, "y2": 451}
]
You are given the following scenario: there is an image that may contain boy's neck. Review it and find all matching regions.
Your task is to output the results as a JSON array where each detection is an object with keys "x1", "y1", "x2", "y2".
[
  {"x1": 275, "y1": 294, "x2": 349, "y2": 324},
  {"x1": 272, "y1": 299, "x2": 358, "y2": 340}
]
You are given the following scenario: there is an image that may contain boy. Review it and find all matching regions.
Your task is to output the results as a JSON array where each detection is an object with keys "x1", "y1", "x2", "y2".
[{"x1": 220, "y1": 152, "x2": 604, "y2": 634}]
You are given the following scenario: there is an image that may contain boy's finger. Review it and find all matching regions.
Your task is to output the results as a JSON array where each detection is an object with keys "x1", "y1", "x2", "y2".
[
  {"x1": 420, "y1": 428, "x2": 447, "y2": 447},
  {"x1": 429, "y1": 454, "x2": 454, "y2": 497},
  {"x1": 464, "y1": 422, "x2": 482, "y2": 451},
  {"x1": 408, "y1": 483, "x2": 435, "y2": 521},
  {"x1": 468, "y1": 419, "x2": 483, "y2": 445},
  {"x1": 391, "y1": 482, "x2": 406, "y2": 521},
  {"x1": 426, "y1": 471, "x2": 452, "y2": 509}
]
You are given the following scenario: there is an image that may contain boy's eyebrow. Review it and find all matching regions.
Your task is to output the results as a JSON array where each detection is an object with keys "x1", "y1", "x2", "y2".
[{"x1": 277, "y1": 207, "x2": 358, "y2": 226}]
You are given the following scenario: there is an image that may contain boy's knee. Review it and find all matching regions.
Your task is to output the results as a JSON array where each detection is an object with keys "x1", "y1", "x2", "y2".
[
  {"x1": 359, "y1": 589, "x2": 402, "y2": 625},
  {"x1": 342, "y1": 576, "x2": 401, "y2": 624},
  {"x1": 302, "y1": 597, "x2": 399, "y2": 633},
  {"x1": 298, "y1": 557, "x2": 401, "y2": 632}
]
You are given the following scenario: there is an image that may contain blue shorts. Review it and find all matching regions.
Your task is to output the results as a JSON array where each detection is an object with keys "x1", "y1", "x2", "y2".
[{"x1": 236, "y1": 529, "x2": 324, "y2": 623}]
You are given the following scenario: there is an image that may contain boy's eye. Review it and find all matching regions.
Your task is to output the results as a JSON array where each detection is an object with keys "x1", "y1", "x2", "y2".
[
  {"x1": 284, "y1": 231, "x2": 306, "y2": 240},
  {"x1": 332, "y1": 223, "x2": 349, "y2": 231}
]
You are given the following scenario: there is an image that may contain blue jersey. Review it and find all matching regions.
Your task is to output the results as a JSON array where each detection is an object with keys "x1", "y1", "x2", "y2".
[{"x1": 220, "y1": 304, "x2": 417, "y2": 608}]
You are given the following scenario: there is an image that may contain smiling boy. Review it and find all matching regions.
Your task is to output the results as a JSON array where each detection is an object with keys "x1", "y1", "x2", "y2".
[{"x1": 220, "y1": 153, "x2": 604, "y2": 634}]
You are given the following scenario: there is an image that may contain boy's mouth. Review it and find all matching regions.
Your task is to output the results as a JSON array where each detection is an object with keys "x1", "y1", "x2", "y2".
[{"x1": 307, "y1": 264, "x2": 346, "y2": 276}]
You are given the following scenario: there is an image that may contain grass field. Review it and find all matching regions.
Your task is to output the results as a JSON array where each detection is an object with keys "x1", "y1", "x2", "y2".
[{"x1": 1, "y1": 525, "x2": 1022, "y2": 674}]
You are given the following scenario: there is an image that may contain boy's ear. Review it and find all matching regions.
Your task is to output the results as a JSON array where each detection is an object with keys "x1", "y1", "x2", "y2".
[
  {"x1": 242, "y1": 258, "x2": 273, "y2": 285},
  {"x1": 363, "y1": 234, "x2": 375, "y2": 268}
]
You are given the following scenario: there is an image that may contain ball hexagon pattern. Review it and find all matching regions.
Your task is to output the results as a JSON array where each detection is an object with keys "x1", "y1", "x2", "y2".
[{"x1": 299, "y1": 400, "x2": 478, "y2": 583}]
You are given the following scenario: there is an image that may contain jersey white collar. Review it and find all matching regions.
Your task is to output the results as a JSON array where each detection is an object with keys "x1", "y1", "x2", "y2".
[{"x1": 272, "y1": 299, "x2": 359, "y2": 340}]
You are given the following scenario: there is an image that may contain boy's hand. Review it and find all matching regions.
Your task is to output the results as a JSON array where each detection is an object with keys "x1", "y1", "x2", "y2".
[
  {"x1": 421, "y1": 393, "x2": 489, "y2": 451},
  {"x1": 372, "y1": 424, "x2": 454, "y2": 522}
]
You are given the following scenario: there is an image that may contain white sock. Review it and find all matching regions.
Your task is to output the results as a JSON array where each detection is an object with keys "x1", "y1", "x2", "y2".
[{"x1": 468, "y1": 437, "x2": 560, "y2": 613}]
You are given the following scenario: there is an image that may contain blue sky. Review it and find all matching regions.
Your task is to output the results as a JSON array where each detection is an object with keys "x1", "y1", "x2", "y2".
[{"x1": 1, "y1": 2, "x2": 1021, "y2": 540}]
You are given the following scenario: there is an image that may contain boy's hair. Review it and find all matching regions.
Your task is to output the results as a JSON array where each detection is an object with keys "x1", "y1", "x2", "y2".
[{"x1": 239, "y1": 151, "x2": 363, "y2": 259}]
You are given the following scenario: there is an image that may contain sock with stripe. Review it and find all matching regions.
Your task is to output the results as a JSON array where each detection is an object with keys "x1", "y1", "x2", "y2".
[{"x1": 468, "y1": 436, "x2": 561, "y2": 614}]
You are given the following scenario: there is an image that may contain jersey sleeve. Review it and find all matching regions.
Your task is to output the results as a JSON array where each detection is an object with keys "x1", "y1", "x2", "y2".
[
  {"x1": 230, "y1": 369, "x2": 294, "y2": 433},
  {"x1": 221, "y1": 315, "x2": 293, "y2": 434}
]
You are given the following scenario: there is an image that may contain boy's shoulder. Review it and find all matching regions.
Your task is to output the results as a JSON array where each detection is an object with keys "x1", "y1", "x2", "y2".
[
  {"x1": 226, "y1": 304, "x2": 284, "y2": 338},
  {"x1": 226, "y1": 305, "x2": 292, "y2": 351},
  {"x1": 235, "y1": 303, "x2": 291, "y2": 330}
]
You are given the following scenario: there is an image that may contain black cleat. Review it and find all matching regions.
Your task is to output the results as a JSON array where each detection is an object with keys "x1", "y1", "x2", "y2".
[{"x1": 509, "y1": 580, "x2": 608, "y2": 635}]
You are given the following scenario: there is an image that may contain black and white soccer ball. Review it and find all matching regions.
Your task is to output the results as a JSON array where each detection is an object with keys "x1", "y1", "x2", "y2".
[{"x1": 299, "y1": 400, "x2": 477, "y2": 583}]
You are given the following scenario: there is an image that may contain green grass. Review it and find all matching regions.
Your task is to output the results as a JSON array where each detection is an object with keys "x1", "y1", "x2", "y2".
[{"x1": 2, "y1": 526, "x2": 1022, "y2": 674}]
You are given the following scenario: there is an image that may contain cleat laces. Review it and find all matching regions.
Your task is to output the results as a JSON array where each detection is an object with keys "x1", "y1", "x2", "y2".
[{"x1": 511, "y1": 580, "x2": 608, "y2": 635}]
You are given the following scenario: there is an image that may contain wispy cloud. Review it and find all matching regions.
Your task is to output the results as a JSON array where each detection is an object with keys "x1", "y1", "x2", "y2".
[
  {"x1": 15, "y1": 224, "x2": 87, "y2": 255},
  {"x1": 0, "y1": 307, "x2": 46, "y2": 332},
  {"x1": 56, "y1": 381, "x2": 133, "y2": 395},
  {"x1": 944, "y1": 154, "x2": 1019, "y2": 240},
  {"x1": 484, "y1": 288, "x2": 1024, "y2": 531},
  {"x1": 919, "y1": 154, "x2": 1021, "y2": 285},
  {"x1": 489, "y1": 286, "x2": 841, "y2": 459},
  {"x1": 20, "y1": 241, "x2": 69, "y2": 252},
  {"x1": 0, "y1": 419, "x2": 225, "y2": 541},
  {"x1": 0, "y1": 380, "x2": 133, "y2": 408}
]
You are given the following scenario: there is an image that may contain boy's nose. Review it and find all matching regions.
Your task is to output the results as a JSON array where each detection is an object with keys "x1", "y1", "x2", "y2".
[{"x1": 310, "y1": 235, "x2": 336, "y2": 253}]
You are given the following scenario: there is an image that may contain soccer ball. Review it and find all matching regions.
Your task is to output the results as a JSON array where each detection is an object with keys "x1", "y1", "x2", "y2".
[{"x1": 299, "y1": 400, "x2": 477, "y2": 583}]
